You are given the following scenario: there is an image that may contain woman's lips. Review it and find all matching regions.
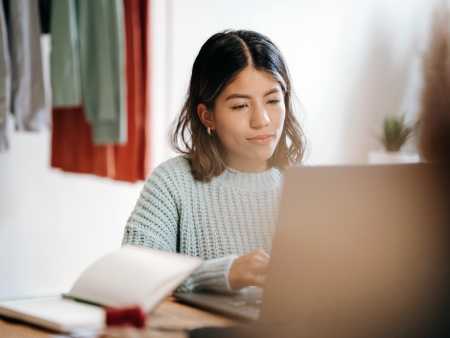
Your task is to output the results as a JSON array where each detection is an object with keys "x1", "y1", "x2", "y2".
[{"x1": 247, "y1": 134, "x2": 274, "y2": 145}]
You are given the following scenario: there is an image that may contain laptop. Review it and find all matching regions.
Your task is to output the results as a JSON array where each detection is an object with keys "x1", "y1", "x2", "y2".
[{"x1": 174, "y1": 164, "x2": 450, "y2": 332}]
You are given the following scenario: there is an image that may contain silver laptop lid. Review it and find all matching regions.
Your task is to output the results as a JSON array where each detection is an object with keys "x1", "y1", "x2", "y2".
[{"x1": 258, "y1": 164, "x2": 450, "y2": 336}]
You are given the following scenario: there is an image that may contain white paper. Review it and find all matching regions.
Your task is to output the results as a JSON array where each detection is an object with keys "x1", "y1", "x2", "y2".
[
  {"x1": 0, "y1": 297, "x2": 104, "y2": 332},
  {"x1": 69, "y1": 245, "x2": 202, "y2": 311}
]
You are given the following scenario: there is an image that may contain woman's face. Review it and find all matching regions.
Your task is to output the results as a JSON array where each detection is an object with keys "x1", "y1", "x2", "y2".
[{"x1": 199, "y1": 66, "x2": 286, "y2": 173}]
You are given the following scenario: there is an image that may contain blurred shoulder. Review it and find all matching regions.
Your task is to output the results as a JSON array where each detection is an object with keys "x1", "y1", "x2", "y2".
[{"x1": 146, "y1": 155, "x2": 193, "y2": 184}]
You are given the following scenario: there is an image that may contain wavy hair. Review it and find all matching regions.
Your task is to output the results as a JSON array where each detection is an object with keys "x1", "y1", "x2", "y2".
[{"x1": 171, "y1": 30, "x2": 308, "y2": 181}]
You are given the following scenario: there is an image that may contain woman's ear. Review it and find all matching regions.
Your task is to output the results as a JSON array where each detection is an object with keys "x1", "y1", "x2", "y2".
[{"x1": 197, "y1": 103, "x2": 215, "y2": 130}]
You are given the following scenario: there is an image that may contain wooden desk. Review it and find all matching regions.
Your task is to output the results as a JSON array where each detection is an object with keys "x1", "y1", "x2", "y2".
[{"x1": 0, "y1": 297, "x2": 239, "y2": 338}]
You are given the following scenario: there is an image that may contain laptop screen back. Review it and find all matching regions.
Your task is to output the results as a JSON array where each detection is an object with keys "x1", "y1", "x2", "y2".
[{"x1": 258, "y1": 164, "x2": 450, "y2": 336}]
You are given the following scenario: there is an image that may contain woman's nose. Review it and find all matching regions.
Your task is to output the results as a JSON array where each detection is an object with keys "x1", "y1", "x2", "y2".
[{"x1": 250, "y1": 104, "x2": 270, "y2": 129}]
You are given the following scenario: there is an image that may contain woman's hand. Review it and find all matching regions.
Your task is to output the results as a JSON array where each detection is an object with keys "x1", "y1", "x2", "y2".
[{"x1": 228, "y1": 249, "x2": 270, "y2": 290}]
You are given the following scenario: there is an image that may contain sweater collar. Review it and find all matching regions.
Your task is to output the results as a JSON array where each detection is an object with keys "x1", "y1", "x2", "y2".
[{"x1": 214, "y1": 166, "x2": 283, "y2": 190}]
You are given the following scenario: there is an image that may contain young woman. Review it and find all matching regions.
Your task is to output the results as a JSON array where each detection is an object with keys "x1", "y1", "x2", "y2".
[{"x1": 122, "y1": 30, "x2": 308, "y2": 292}]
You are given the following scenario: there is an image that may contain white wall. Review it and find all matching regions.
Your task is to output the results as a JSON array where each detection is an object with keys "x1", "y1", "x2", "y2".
[
  {"x1": 0, "y1": 118, "x2": 142, "y2": 299},
  {"x1": 0, "y1": 38, "x2": 144, "y2": 300},
  {"x1": 153, "y1": 0, "x2": 439, "y2": 165},
  {"x1": 0, "y1": 0, "x2": 442, "y2": 300}
]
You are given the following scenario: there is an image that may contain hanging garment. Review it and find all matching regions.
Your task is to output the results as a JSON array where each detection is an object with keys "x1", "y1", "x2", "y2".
[
  {"x1": 50, "y1": 0, "x2": 150, "y2": 182},
  {"x1": 38, "y1": 0, "x2": 52, "y2": 34},
  {"x1": 5, "y1": 0, "x2": 47, "y2": 132},
  {"x1": 49, "y1": 1, "x2": 113, "y2": 178},
  {"x1": 50, "y1": 0, "x2": 81, "y2": 107},
  {"x1": 0, "y1": 0, "x2": 10, "y2": 151},
  {"x1": 142, "y1": 0, "x2": 152, "y2": 176},
  {"x1": 114, "y1": 0, "x2": 148, "y2": 182},
  {"x1": 51, "y1": 106, "x2": 115, "y2": 177},
  {"x1": 77, "y1": 0, "x2": 127, "y2": 145}
]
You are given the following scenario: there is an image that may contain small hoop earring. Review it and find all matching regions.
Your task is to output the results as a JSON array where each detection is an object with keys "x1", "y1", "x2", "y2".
[{"x1": 207, "y1": 127, "x2": 212, "y2": 136}]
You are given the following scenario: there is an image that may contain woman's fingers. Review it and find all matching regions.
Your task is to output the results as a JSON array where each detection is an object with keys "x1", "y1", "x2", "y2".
[
  {"x1": 251, "y1": 276, "x2": 266, "y2": 287},
  {"x1": 250, "y1": 250, "x2": 270, "y2": 275},
  {"x1": 228, "y1": 249, "x2": 271, "y2": 290},
  {"x1": 251, "y1": 260, "x2": 269, "y2": 275},
  {"x1": 253, "y1": 249, "x2": 270, "y2": 259}
]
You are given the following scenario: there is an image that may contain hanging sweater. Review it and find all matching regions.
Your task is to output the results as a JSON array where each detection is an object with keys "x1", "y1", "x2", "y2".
[{"x1": 122, "y1": 155, "x2": 284, "y2": 292}]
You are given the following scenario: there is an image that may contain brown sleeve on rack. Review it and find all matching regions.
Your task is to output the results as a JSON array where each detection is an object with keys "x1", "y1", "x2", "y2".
[
  {"x1": 114, "y1": 0, "x2": 147, "y2": 183},
  {"x1": 51, "y1": 106, "x2": 115, "y2": 178}
]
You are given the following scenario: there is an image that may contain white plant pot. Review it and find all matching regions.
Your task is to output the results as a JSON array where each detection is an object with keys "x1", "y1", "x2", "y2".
[{"x1": 368, "y1": 150, "x2": 420, "y2": 165}]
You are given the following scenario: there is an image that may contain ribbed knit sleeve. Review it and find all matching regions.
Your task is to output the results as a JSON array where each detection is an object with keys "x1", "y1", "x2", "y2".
[
  {"x1": 122, "y1": 160, "x2": 237, "y2": 292},
  {"x1": 122, "y1": 164, "x2": 180, "y2": 252},
  {"x1": 178, "y1": 255, "x2": 238, "y2": 293}
]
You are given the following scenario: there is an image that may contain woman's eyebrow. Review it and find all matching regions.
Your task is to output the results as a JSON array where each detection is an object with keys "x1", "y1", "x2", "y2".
[
  {"x1": 263, "y1": 88, "x2": 280, "y2": 97},
  {"x1": 225, "y1": 88, "x2": 280, "y2": 101},
  {"x1": 225, "y1": 93, "x2": 251, "y2": 101}
]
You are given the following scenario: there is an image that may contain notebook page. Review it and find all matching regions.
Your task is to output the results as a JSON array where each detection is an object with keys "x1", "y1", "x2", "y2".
[
  {"x1": 69, "y1": 245, "x2": 201, "y2": 310},
  {"x1": 141, "y1": 268, "x2": 200, "y2": 311},
  {"x1": 0, "y1": 297, "x2": 104, "y2": 333}
]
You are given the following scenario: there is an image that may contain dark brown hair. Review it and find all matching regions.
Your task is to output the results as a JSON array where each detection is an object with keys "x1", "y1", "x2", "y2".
[{"x1": 170, "y1": 30, "x2": 308, "y2": 181}]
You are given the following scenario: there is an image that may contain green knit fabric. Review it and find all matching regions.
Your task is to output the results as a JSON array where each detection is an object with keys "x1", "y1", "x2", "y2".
[{"x1": 122, "y1": 156, "x2": 284, "y2": 292}]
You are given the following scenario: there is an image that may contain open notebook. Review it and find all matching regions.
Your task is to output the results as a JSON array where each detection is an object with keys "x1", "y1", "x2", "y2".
[{"x1": 0, "y1": 245, "x2": 202, "y2": 333}]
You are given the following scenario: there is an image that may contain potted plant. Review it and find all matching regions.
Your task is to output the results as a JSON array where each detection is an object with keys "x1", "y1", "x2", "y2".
[{"x1": 368, "y1": 115, "x2": 420, "y2": 164}]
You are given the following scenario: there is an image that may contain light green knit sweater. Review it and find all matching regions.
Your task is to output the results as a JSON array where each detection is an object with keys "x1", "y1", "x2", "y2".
[{"x1": 122, "y1": 156, "x2": 284, "y2": 292}]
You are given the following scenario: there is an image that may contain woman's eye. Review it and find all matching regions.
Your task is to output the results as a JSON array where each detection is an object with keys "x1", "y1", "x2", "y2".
[
  {"x1": 231, "y1": 104, "x2": 247, "y2": 110},
  {"x1": 268, "y1": 100, "x2": 280, "y2": 105}
]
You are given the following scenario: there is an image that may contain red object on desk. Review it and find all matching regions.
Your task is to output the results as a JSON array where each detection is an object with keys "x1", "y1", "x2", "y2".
[{"x1": 105, "y1": 306, "x2": 146, "y2": 328}]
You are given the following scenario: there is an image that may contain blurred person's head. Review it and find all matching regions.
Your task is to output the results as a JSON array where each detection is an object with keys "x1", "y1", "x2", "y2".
[
  {"x1": 171, "y1": 30, "x2": 307, "y2": 181},
  {"x1": 405, "y1": 7, "x2": 450, "y2": 329},
  {"x1": 419, "y1": 4, "x2": 450, "y2": 163}
]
